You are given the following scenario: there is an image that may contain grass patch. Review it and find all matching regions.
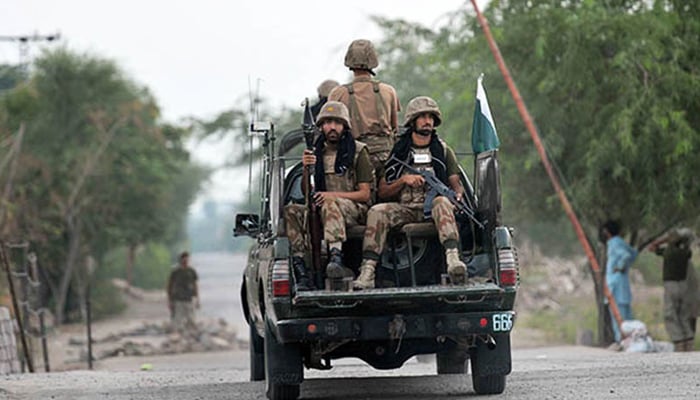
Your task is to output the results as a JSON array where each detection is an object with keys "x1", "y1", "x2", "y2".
[
  {"x1": 519, "y1": 297, "x2": 598, "y2": 344},
  {"x1": 519, "y1": 287, "x2": 669, "y2": 345}
]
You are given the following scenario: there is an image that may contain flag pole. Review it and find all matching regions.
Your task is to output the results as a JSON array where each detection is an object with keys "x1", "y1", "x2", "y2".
[{"x1": 468, "y1": 0, "x2": 624, "y2": 330}]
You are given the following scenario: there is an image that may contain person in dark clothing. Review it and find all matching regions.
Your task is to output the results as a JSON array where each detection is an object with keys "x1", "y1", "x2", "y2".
[
  {"x1": 648, "y1": 229, "x2": 696, "y2": 351},
  {"x1": 167, "y1": 251, "x2": 199, "y2": 335}
]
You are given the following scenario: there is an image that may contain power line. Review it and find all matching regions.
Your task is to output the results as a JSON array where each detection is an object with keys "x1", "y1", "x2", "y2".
[{"x1": 0, "y1": 32, "x2": 61, "y2": 72}]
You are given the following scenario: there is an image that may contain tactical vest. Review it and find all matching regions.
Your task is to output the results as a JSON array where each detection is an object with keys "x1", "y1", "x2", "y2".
[
  {"x1": 323, "y1": 141, "x2": 370, "y2": 204},
  {"x1": 344, "y1": 81, "x2": 395, "y2": 168},
  {"x1": 398, "y1": 140, "x2": 448, "y2": 208}
]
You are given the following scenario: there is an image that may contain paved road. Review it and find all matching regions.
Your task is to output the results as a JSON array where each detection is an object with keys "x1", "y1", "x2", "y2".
[
  {"x1": 3, "y1": 252, "x2": 698, "y2": 399},
  {"x1": 3, "y1": 346, "x2": 699, "y2": 399}
]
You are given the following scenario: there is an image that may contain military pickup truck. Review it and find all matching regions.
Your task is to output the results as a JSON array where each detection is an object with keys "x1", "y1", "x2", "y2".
[{"x1": 235, "y1": 123, "x2": 519, "y2": 400}]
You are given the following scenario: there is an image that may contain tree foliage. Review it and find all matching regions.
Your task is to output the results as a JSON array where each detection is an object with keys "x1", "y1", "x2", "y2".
[
  {"x1": 373, "y1": 0, "x2": 700, "y2": 244},
  {"x1": 0, "y1": 48, "x2": 208, "y2": 322}
]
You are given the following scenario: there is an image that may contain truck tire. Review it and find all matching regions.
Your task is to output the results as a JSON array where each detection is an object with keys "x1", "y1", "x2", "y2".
[
  {"x1": 436, "y1": 350, "x2": 467, "y2": 374},
  {"x1": 264, "y1": 318, "x2": 302, "y2": 400},
  {"x1": 472, "y1": 374, "x2": 506, "y2": 395},
  {"x1": 469, "y1": 334, "x2": 510, "y2": 395},
  {"x1": 249, "y1": 322, "x2": 265, "y2": 381}
]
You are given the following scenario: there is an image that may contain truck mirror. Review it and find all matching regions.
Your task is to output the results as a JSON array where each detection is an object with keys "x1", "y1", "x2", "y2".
[{"x1": 234, "y1": 214, "x2": 260, "y2": 237}]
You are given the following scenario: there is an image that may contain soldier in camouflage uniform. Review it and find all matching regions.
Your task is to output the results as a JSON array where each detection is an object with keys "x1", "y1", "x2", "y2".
[
  {"x1": 285, "y1": 101, "x2": 374, "y2": 291},
  {"x1": 329, "y1": 39, "x2": 400, "y2": 171},
  {"x1": 353, "y1": 96, "x2": 468, "y2": 289}
]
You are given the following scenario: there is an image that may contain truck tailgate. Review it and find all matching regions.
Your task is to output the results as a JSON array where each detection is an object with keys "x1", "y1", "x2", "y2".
[{"x1": 291, "y1": 283, "x2": 513, "y2": 317}]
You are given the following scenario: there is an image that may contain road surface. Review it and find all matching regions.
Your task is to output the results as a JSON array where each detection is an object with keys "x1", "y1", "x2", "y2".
[
  {"x1": 2, "y1": 252, "x2": 698, "y2": 399},
  {"x1": 2, "y1": 346, "x2": 699, "y2": 399}
]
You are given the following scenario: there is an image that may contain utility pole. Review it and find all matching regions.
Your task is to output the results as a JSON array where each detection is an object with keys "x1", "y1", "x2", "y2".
[{"x1": 0, "y1": 32, "x2": 61, "y2": 72}]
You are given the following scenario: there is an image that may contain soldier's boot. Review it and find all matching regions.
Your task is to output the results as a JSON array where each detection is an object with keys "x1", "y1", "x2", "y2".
[
  {"x1": 325, "y1": 248, "x2": 350, "y2": 279},
  {"x1": 446, "y1": 248, "x2": 467, "y2": 285},
  {"x1": 353, "y1": 259, "x2": 377, "y2": 290},
  {"x1": 292, "y1": 256, "x2": 315, "y2": 291}
]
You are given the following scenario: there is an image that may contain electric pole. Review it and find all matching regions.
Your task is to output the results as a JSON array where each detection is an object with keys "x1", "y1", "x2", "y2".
[{"x1": 0, "y1": 32, "x2": 61, "y2": 72}]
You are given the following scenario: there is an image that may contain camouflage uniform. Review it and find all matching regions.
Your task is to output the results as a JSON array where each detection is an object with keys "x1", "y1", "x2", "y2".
[
  {"x1": 362, "y1": 145, "x2": 461, "y2": 256},
  {"x1": 354, "y1": 96, "x2": 467, "y2": 289},
  {"x1": 286, "y1": 198, "x2": 367, "y2": 257},
  {"x1": 284, "y1": 101, "x2": 373, "y2": 258},
  {"x1": 329, "y1": 39, "x2": 400, "y2": 170}
]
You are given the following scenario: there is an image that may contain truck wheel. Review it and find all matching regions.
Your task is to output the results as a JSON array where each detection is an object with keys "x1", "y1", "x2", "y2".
[
  {"x1": 469, "y1": 334, "x2": 510, "y2": 395},
  {"x1": 249, "y1": 322, "x2": 265, "y2": 381},
  {"x1": 264, "y1": 318, "x2": 302, "y2": 400},
  {"x1": 436, "y1": 350, "x2": 467, "y2": 374},
  {"x1": 472, "y1": 374, "x2": 506, "y2": 394}
]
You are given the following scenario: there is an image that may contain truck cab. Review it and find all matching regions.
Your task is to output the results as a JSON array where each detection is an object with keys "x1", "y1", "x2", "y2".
[{"x1": 236, "y1": 126, "x2": 519, "y2": 400}]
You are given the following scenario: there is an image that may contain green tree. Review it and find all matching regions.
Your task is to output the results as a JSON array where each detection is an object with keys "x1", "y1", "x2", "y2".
[
  {"x1": 372, "y1": 0, "x2": 700, "y2": 343},
  {"x1": 0, "y1": 48, "x2": 207, "y2": 323}
]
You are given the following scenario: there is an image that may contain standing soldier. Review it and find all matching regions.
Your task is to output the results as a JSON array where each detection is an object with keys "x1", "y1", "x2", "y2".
[
  {"x1": 167, "y1": 251, "x2": 199, "y2": 336},
  {"x1": 329, "y1": 39, "x2": 400, "y2": 171},
  {"x1": 353, "y1": 96, "x2": 468, "y2": 290},
  {"x1": 311, "y1": 79, "x2": 339, "y2": 120},
  {"x1": 648, "y1": 228, "x2": 696, "y2": 351},
  {"x1": 285, "y1": 101, "x2": 374, "y2": 291}
]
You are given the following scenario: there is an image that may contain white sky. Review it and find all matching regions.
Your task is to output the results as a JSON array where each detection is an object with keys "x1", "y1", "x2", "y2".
[{"x1": 1, "y1": 0, "x2": 485, "y2": 208}]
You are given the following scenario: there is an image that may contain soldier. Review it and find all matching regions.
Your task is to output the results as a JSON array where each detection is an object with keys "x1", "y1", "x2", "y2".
[
  {"x1": 329, "y1": 39, "x2": 400, "y2": 170},
  {"x1": 311, "y1": 79, "x2": 339, "y2": 120},
  {"x1": 353, "y1": 96, "x2": 468, "y2": 290},
  {"x1": 285, "y1": 101, "x2": 374, "y2": 291},
  {"x1": 648, "y1": 228, "x2": 696, "y2": 351}
]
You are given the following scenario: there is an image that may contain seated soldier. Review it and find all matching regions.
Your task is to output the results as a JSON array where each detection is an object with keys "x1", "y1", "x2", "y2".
[
  {"x1": 284, "y1": 101, "x2": 374, "y2": 291},
  {"x1": 353, "y1": 96, "x2": 468, "y2": 290}
]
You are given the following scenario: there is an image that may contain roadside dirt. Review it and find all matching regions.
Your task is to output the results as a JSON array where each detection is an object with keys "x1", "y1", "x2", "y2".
[
  {"x1": 36, "y1": 250, "x2": 623, "y2": 372},
  {"x1": 44, "y1": 287, "x2": 172, "y2": 371}
]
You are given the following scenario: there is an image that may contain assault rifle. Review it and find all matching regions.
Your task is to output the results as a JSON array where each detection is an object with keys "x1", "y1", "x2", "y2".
[
  {"x1": 302, "y1": 98, "x2": 323, "y2": 288},
  {"x1": 388, "y1": 155, "x2": 485, "y2": 229}
]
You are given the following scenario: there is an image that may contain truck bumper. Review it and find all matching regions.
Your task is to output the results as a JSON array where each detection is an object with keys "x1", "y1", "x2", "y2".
[{"x1": 275, "y1": 311, "x2": 515, "y2": 343}]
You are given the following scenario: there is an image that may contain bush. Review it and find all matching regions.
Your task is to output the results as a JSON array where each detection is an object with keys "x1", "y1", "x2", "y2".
[
  {"x1": 99, "y1": 243, "x2": 174, "y2": 290},
  {"x1": 90, "y1": 278, "x2": 126, "y2": 319}
]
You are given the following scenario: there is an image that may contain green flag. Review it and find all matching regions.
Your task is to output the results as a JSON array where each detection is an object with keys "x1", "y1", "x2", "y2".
[{"x1": 471, "y1": 74, "x2": 500, "y2": 154}]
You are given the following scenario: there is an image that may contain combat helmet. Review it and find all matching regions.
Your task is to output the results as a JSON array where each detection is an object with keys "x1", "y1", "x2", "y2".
[
  {"x1": 316, "y1": 101, "x2": 351, "y2": 129},
  {"x1": 403, "y1": 96, "x2": 442, "y2": 127},
  {"x1": 344, "y1": 39, "x2": 379, "y2": 72},
  {"x1": 317, "y1": 79, "x2": 339, "y2": 98}
]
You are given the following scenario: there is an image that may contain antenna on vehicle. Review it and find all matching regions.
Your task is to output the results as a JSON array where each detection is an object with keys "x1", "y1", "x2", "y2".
[{"x1": 246, "y1": 76, "x2": 258, "y2": 207}]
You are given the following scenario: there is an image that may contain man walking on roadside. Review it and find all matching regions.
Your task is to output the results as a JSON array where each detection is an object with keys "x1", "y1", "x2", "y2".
[{"x1": 167, "y1": 251, "x2": 199, "y2": 336}]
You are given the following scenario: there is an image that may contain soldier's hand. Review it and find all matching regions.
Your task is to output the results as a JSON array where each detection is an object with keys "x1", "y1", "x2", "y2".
[
  {"x1": 313, "y1": 191, "x2": 333, "y2": 207},
  {"x1": 403, "y1": 174, "x2": 424, "y2": 188},
  {"x1": 302, "y1": 149, "x2": 316, "y2": 166}
]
